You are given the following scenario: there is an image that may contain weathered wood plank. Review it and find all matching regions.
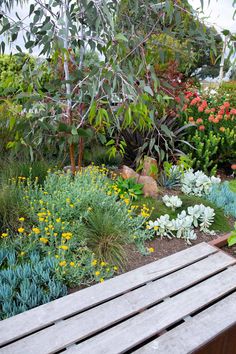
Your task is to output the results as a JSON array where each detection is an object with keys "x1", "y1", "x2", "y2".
[
  {"x1": 64, "y1": 265, "x2": 236, "y2": 354},
  {"x1": 134, "y1": 293, "x2": 236, "y2": 354},
  {"x1": 0, "y1": 242, "x2": 216, "y2": 346},
  {"x1": 1, "y1": 251, "x2": 234, "y2": 354}
]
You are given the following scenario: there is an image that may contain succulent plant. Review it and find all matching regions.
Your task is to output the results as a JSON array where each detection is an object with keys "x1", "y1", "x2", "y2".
[{"x1": 162, "y1": 195, "x2": 182, "y2": 211}]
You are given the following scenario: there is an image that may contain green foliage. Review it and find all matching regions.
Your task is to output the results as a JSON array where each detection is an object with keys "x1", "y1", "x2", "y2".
[
  {"x1": 5, "y1": 167, "x2": 150, "y2": 285},
  {"x1": 0, "y1": 183, "x2": 26, "y2": 233},
  {"x1": 228, "y1": 223, "x2": 236, "y2": 247},
  {"x1": 229, "y1": 180, "x2": 236, "y2": 193},
  {"x1": 115, "y1": 177, "x2": 144, "y2": 200},
  {"x1": 0, "y1": 160, "x2": 55, "y2": 186},
  {"x1": 188, "y1": 131, "x2": 220, "y2": 175},
  {"x1": 135, "y1": 194, "x2": 231, "y2": 233},
  {"x1": 0, "y1": 249, "x2": 67, "y2": 320},
  {"x1": 84, "y1": 145, "x2": 122, "y2": 168},
  {"x1": 79, "y1": 207, "x2": 128, "y2": 268}
]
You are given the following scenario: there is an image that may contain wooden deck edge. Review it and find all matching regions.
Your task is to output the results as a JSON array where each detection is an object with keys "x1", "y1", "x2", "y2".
[{"x1": 208, "y1": 233, "x2": 231, "y2": 248}]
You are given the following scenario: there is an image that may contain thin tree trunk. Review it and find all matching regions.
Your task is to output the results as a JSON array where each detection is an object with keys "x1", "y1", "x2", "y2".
[
  {"x1": 78, "y1": 137, "x2": 84, "y2": 170},
  {"x1": 62, "y1": 0, "x2": 75, "y2": 174}
]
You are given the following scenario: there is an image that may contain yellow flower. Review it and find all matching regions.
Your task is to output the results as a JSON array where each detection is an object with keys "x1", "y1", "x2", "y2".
[
  {"x1": 18, "y1": 217, "x2": 25, "y2": 222},
  {"x1": 20, "y1": 251, "x2": 25, "y2": 256},
  {"x1": 39, "y1": 217, "x2": 44, "y2": 222},
  {"x1": 59, "y1": 260, "x2": 67, "y2": 267},
  {"x1": 66, "y1": 198, "x2": 70, "y2": 203},
  {"x1": 100, "y1": 278, "x2": 104, "y2": 283},
  {"x1": 70, "y1": 204, "x2": 74, "y2": 208},
  {"x1": 107, "y1": 191, "x2": 112, "y2": 196},
  {"x1": 55, "y1": 255, "x2": 59, "y2": 259},
  {"x1": 32, "y1": 227, "x2": 40, "y2": 234},
  {"x1": 59, "y1": 245, "x2": 69, "y2": 251},
  {"x1": 39, "y1": 237, "x2": 49, "y2": 244},
  {"x1": 87, "y1": 207, "x2": 92, "y2": 212},
  {"x1": 100, "y1": 261, "x2": 106, "y2": 267},
  {"x1": 54, "y1": 232, "x2": 58, "y2": 237},
  {"x1": 44, "y1": 227, "x2": 49, "y2": 231},
  {"x1": 56, "y1": 218, "x2": 61, "y2": 223},
  {"x1": 154, "y1": 226, "x2": 159, "y2": 231},
  {"x1": 95, "y1": 271, "x2": 100, "y2": 276},
  {"x1": 39, "y1": 200, "x2": 44, "y2": 205},
  {"x1": 70, "y1": 262, "x2": 75, "y2": 267},
  {"x1": 146, "y1": 225, "x2": 151, "y2": 229},
  {"x1": 124, "y1": 198, "x2": 130, "y2": 205},
  {"x1": 1, "y1": 233, "x2": 8, "y2": 238},
  {"x1": 113, "y1": 266, "x2": 118, "y2": 271},
  {"x1": 91, "y1": 260, "x2": 97, "y2": 266},
  {"x1": 148, "y1": 247, "x2": 155, "y2": 253},
  {"x1": 18, "y1": 227, "x2": 25, "y2": 233}
]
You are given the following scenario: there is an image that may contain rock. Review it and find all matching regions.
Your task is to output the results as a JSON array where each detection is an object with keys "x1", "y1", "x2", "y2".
[
  {"x1": 138, "y1": 175, "x2": 159, "y2": 197},
  {"x1": 120, "y1": 165, "x2": 139, "y2": 180},
  {"x1": 142, "y1": 156, "x2": 158, "y2": 179}
]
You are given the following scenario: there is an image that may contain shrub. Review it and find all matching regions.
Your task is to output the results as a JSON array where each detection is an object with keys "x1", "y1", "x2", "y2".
[
  {"x1": 181, "y1": 90, "x2": 236, "y2": 172},
  {"x1": 0, "y1": 249, "x2": 67, "y2": 320},
  {"x1": 0, "y1": 183, "x2": 26, "y2": 232}
]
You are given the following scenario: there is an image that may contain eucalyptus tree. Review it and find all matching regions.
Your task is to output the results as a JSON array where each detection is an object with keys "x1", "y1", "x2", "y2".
[
  {"x1": 0, "y1": 0, "x2": 135, "y2": 172},
  {"x1": 1, "y1": 0, "x2": 233, "y2": 169}
]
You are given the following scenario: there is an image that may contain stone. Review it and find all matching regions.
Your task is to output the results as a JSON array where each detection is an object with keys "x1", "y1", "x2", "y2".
[
  {"x1": 138, "y1": 175, "x2": 159, "y2": 197},
  {"x1": 120, "y1": 165, "x2": 139, "y2": 180},
  {"x1": 142, "y1": 156, "x2": 158, "y2": 179}
]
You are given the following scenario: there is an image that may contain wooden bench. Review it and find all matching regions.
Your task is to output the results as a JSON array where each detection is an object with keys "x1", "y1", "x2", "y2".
[{"x1": 1, "y1": 242, "x2": 236, "y2": 354}]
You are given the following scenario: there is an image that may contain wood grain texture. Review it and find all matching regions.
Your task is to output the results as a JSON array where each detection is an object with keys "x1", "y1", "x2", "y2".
[
  {"x1": 134, "y1": 293, "x2": 236, "y2": 354},
  {"x1": 1, "y1": 251, "x2": 234, "y2": 354},
  {"x1": 65, "y1": 266, "x2": 236, "y2": 354},
  {"x1": 0, "y1": 242, "x2": 216, "y2": 346}
]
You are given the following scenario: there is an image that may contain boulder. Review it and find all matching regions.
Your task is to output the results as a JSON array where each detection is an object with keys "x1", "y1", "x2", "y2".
[
  {"x1": 138, "y1": 175, "x2": 159, "y2": 197},
  {"x1": 142, "y1": 156, "x2": 158, "y2": 179},
  {"x1": 120, "y1": 165, "x2": 139, "y2": 180}
]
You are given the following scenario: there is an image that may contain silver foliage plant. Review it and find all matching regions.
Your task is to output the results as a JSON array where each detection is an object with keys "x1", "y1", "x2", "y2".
[
  {"x1": 180, "y1": 169, "x2": 221, "y2": 197},
  {"x1": 148, "y1": 203, "x2": 215, "y2": 244}
]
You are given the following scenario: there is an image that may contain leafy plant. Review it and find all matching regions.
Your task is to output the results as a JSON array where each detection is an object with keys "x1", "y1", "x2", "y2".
[
  {"x1": 148, "y1": 203, "x2": 215, "y2": 244},
  {"x1": 228, "y1": 223, "x2": 236, "y2": 247},
  {"x1": 115, "y1": 177, "x2": 144, "y2": 200},
  {"x1": 0, "y1": 249, "x2": 67, "y2": 320},
  {"x1": 181, "y1": 169, "x2": 221, "y2": 197},
  {"x1": 0, "y1": 183, "x2": 26, "y2": 232},
  {"x1": 162, "y1": 195, "x2": 182, "y2": 211}
]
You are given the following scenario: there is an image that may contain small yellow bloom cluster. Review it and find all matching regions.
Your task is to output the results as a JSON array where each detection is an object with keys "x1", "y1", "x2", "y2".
[
  {"x1": 62, "y1": 232, "x2": 73, "y2": 240},
  {"x1": 1, "y1": 232, "x2": 8, "y2": 238},
  {"x1": 140, "y1": 204, "x2": 152, "y2": 218}
]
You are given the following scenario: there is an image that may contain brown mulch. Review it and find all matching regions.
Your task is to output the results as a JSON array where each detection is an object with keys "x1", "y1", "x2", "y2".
[
  {"x1": 221, "y1": 245, "x2": 236, "y2": 259},
  {"x1": 124, "y1": 230, "x2": 222, "y2": 272}
]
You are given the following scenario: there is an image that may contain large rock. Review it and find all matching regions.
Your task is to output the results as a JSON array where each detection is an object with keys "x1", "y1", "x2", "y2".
[
  {"x1": 138, "y1": 175, "x2": 159, "y2": 197},
  {"x1": 141, "y1": 156, "x2": 158, "y2": 179},
  {"x1": 120, "y1": 165, "x2": 139, "y2": 180}
]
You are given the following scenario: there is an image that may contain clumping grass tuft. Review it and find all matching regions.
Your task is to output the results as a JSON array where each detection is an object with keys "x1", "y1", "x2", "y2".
[
  {"x1": 80, "y1": 207, "x2": 128, "y2": 268},
  {"x1": 229, "y1": 180, "x2": 236, "y2": 193}
]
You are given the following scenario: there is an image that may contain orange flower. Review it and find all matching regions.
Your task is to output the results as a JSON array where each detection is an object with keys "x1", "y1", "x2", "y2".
[
  {"x1": 231, "y1": 164, "x2": 236, "y2": 171},
  {"x1": 219, "y1": 127, "x2": 225, "y2": 132},
  {"x1": 196, "y1": 118, "x2": 203, "y2": 124},
  {"x1": 198, "y1": 125, "x2": 205, "y2": 131},
  {"x1": 188, "y1": 116, "x2": 194, "y2": 122}
]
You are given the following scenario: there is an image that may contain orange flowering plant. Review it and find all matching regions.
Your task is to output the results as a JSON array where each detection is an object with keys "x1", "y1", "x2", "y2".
[{"x1": 180, "y1": 89, "x2": 236, "y2": 174}]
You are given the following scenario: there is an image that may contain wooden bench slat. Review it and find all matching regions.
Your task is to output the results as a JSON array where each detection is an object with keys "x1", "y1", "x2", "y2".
[
  {"x1": 0, "y1": 242, "x2": 216, "y2": 346},
  {"x1": 1, "y1": 251, "x2": 234, "y2": 354},
  {"x1": 134, "y1": 292, "x2": 236, "y2": 354},
  {"x1": 64, "y1": 265, "x2": 236, "y2": 354}
]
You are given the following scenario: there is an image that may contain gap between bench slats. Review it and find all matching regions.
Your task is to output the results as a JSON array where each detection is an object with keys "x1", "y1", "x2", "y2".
[
  {"x1": 1, "y1": 251, "x2": 235, "y2": 354},
  {"x1": 0, "y1": 242, "x2": 216, "y2": 347},
  {"x1": 134, "y1": 292, "x2": 236, "y2": 354},
  {"x1": 64, "y1": 265, "x2": 236, "y2": 354}
]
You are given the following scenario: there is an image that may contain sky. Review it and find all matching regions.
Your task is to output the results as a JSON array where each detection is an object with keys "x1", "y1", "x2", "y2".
[
  {"x1": 0, "y1": 0, "x2": 235, "y2": 55},
  {"x1": 189, "y1": 0, "x2": 236, "y2": 32}
]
